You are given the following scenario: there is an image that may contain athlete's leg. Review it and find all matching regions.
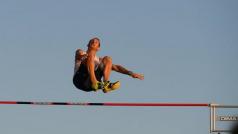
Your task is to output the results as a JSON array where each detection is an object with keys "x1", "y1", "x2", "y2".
[
  {"x1": 85, "y1": 54, "x2": 98, "y2": 86},
  {"x1": 101, "y1": 56, "x2": 120, "y2": 93},
  {"x1": 101, "y1": 56, "x2": 112, "y2": 82}
]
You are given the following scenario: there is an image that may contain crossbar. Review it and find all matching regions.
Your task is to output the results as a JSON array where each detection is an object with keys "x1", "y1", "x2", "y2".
[{"x1": 0, "y1": 101, "x2": 209, "y2": 107}]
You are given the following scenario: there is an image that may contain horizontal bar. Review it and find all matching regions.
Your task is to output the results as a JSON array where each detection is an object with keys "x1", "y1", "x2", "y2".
[
  {"x1": 211, "y1": 130, "x2": 232, "y2": 133},
  {"x1": 210, "y1": 104, "x2": 238, "y2": 108},
  {"x1": 0, "y1": 101, "x2": 209, "y2": 107},
  {"x1": 103, "y1": 103, "x2": 209, "y2": 107}
]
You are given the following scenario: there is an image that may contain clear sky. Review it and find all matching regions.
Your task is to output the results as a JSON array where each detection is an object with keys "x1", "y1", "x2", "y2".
[{"x1": 0, "y1": 0, "x2": 238, "y2": 134}]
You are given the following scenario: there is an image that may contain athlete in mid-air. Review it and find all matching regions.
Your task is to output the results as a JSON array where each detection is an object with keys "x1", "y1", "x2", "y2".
[{"x1": 73, "y1": 37, "x2": 144, "y2": 93}]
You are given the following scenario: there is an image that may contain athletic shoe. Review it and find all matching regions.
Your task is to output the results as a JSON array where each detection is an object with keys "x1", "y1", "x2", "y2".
[
  {"x1": 91, "y1": 81, "x2": 104, "y2": 91},
  {"x1": 103, "y1": 81, "x2": 120, "y2": 93}
]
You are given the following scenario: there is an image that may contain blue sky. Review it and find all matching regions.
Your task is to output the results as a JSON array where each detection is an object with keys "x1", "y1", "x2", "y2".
[{"x1": 0, "y1": 0, "x2": 238, "y2": 134}]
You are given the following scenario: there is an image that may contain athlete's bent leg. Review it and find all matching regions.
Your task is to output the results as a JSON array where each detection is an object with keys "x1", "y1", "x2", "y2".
[
  {"x1": 86, "y1": 54, "x2": 97, "y2": 84},
  {"x1": 101, "y1": 56, "x2": 120, "y2": 93},
  {"x1": 101, "y1": 56, "x2": 112, "y2": 82},
  {"x1": 85, "y1": 54, "x2": 103, "y2": 91}
]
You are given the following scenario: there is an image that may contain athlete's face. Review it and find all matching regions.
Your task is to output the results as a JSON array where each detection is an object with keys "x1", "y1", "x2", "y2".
[
  {"x1": 89, "y1": 39, "x2": 100, "y2": 51},
  {"x1": 93, "y1": 39, "x2": 100, "y2": 48}
]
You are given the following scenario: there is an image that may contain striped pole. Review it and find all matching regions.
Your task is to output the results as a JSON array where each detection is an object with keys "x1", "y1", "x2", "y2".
[{"x1": 0, "y1": 101, "x2": 209, "y2": 107}]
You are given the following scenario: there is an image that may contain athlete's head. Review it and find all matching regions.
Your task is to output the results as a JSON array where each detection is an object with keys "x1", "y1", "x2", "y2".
[{"x1": 87, "y1": 37, "x2": 100, "y2": 51}]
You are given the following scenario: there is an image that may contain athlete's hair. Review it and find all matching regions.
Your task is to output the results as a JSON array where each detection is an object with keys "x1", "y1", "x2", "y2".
[{"x1": 87, "y1": 37, "x2": 100, "y2": 47}]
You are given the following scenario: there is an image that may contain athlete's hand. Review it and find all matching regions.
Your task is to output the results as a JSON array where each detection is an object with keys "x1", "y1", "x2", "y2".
[{"x1": 131, "y1": 73, "x2": 144, "y2": 80}]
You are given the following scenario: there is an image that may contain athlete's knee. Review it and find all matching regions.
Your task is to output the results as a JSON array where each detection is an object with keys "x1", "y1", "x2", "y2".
[
  {"x1": 75, "y1": 49, "x2": 84, "y2": 55},
  {"x1": 102, "y1": 56, "x2": 112, "y2": 63}
]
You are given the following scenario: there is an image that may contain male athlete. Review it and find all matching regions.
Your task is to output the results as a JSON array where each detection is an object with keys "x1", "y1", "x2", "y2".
[{"x1": 73, "y1": 37, "x2": 144, "y2": 93}]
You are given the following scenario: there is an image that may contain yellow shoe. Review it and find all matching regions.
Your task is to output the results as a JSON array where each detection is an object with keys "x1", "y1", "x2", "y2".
[
  {"x1": 91, "y1": 81, "x2": 104, "y2": 92},
  {"x1": 103, "y1": 81, "x2": 120, "y2": 93}
]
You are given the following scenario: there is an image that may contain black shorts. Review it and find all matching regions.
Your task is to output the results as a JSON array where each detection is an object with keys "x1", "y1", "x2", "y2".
[{"x1": 73, "y1": 64, "x2": 104, "y2": 92}]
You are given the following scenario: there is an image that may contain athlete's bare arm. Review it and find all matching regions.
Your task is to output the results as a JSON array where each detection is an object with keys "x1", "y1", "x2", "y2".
[{"x1": 112, "y1": 64, "x2": 144, "y2": 80}]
